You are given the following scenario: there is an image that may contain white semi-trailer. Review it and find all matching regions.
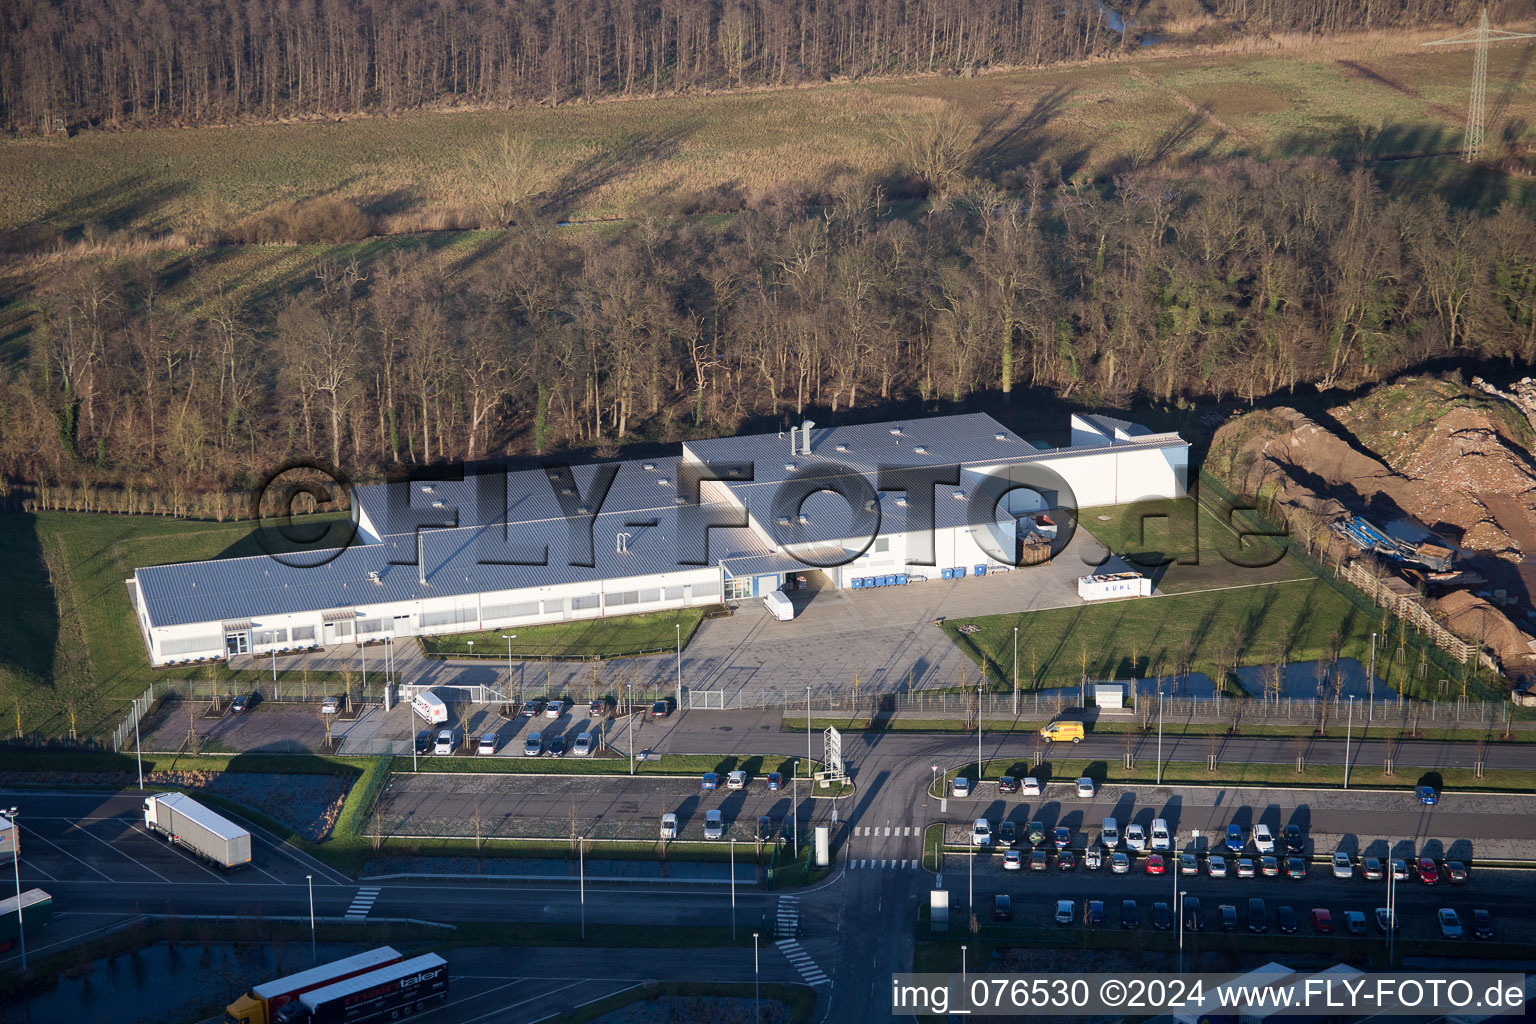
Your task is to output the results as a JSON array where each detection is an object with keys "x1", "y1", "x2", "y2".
[{"x1": 143, "y1": 793, "x2": 252, "y2": 869}]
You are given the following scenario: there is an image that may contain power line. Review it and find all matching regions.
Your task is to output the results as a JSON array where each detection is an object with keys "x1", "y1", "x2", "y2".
[{"x1": 1422, "y1": 6, "x2": 1536, "y2": 163}]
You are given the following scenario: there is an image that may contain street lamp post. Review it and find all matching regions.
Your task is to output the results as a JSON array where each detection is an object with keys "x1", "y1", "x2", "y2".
[
  {"x1": 1013, "y1": 626, "x2": 1019, "y2": 716},
  {"x1": 675, "y1": 623, "x2": 682, "y2": 707},
  {"x1": 730, "y1": 838, "x2": 737, "y2": 940},
  {"x1": 792, "y1": 759, "x2": 799, "y2": 854},
  {"x1": 1177, "y1": 888, "x2": 1187, "y2": 974},
  {"x1": 134, "y1": 697, "x2": 144, "y2": 790},
  {"x1": 976, "y1": 680, "x2": 983, "y2": 783},
  {"x1": 753, "y1": 931, "x2": 761, "y2": 1024},
  {"x1": 806, "y1": 686, "x2": 812, "y2": 777},
  {"x1": 1344, "y1": 696, "x2": 1354, "y2": 789},
  {"x1": 1368, "y1": 632, "x2": 1377, "y2": 720},
  {"x1": 501, "y1": 634, "x2": 517, "y2": 704},
  {"x1": 8, "y1": 807, "x2": 25, "y2": 971},
  {"x1": 579, "y1": 835, "x2": 586, "y2": 940},
  {"x1": 271, "y1": 648, "x2": 277, "y2": 685},
  {"x1": 968, "y1": 839, "x2": 974, "y2": 919},
  {"x1": 1156, "y1": 686, "x2": 1164, "y2": 786},
  {"x1": 306, "y1": 873, "x2": 316, "y2": 965},
  {"x1": 960, "y1": 945, "x2": 968, "y2": 1013}
]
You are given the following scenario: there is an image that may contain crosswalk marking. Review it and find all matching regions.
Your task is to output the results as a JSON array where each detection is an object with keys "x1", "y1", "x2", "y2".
[
  {"x1": 344, "y1": 885, "x2": 381, "y2": 921},
  {"x1": 775, "y1": 938, "x2": 830, "y2": 987}
]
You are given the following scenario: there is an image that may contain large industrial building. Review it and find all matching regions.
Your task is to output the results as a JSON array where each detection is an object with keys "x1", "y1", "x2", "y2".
[{"x1": 129, "y1": 412, "x2": 1188, "y2": 666}]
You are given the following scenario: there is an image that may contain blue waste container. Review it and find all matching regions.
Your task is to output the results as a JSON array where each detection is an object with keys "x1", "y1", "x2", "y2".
[
  {"x1": 875, "y1": 576, "x2": 886, "y2": 587},
  {"x1": 974, "y1": 564, "x2": 987, "y2": 577},
  {"x1": 955, "y1": 566, "x2": 967, "y2": 577},
  {"x1": 941, "y1": 568, "x2": 954, "y2": 580},
  {"x1": 895, "y1": 573, "x2": 908, "y2": 585},
  {"x1": 881, "y1": 574, "x2": 894, "y2": 586},
  {"x1": 851, "y1": 577, "x2": 864, "y2": 590}
]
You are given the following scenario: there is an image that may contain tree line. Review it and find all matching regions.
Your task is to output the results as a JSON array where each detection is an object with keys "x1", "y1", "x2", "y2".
[
  {"x1": 0, "y1": 0, "x2": 1482, "y2": 133},
  {"x1": 2, "y1": 157, "x2": 1533, "y2": 496}
]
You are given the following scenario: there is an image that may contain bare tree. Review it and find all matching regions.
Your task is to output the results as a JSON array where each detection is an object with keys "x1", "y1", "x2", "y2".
[{"x1": 464, "y1": 132, "x2": 548, "y2": 228}]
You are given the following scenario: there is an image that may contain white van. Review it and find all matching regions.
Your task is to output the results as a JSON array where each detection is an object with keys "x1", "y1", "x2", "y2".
[
  {"x1": 1101, "y1": 818, "x2": 1120, "y2": 849},
  {"x1": 411, "y1": 690, "x2": 448, "y2": 724},
  {"x1": 762, "y1": 590, "x2": 794, "y2": 621},
  {"x1": 1151, "y1": 818, "x2": 1171, "y2": 851}
]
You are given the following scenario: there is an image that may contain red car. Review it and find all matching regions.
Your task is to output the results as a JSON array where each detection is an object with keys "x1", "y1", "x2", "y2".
[
  {"x1": 1311, "y1": 908, "x2": 1334, "y2": 934},
  {"x1": 1145, "y1": 853, "x2": 1166, "y2": 875},
  {"x1": 1417, "y1": 858, "x2": 1439, "y2": 885},
  {"x1": 766, "y1": 772, "x2": 783, "y2": 790}
]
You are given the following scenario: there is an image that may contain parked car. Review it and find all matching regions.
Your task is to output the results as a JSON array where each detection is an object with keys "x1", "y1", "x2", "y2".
[
  {"x1": 434, "y1": 728, "x2": 455, "y2": 754},
  {"x1": 952, "y1": 777, "x2": 971, "y2": 798},
  {"x1": 1218, "y1": 904, "x2": 1238, "y2": 932},
  {"x1": 1053, "y1": 826, "x2": 1071, "y2": 850},
  {"x1": 589, "y1": 698, "x2": 608, "y2": 716},
  {"x1": 1277, "y1": 905, "x2": 1298, "y2": 934},
  {"x1": 1180, "y1": 853, "x2": 1200, "y2": 876},
  {"x1": 1332, "y1": 851, "x2": 1354, "y2": 879},
  {"x1": 1236, "y1": 858, "x2": 1256, "y2": 879},
  {"x1": 650, "y1": 700, "x2": 671, "y2": 718},
  {"x1": 757, "y1": 815, "x2": 774, "y2": 842},
  {"x1": 1344, "y1": 911, "x2": 1367, "y2": 935},
  {"x1": 522, "y1": 731, "x2": 542, "y2": 756},
  {"x1": 1022, "y1": 777, "x2": 1042, "y2": 796},
  {"x1": 1362, "y1": 856, "x2": 1384, "y2": 881},
  {"x1": 660, "y1": 813, "x2": 677, "y2": 839},
  {"x1": 1025, "y1": 821, "x2": 1046, "y2": 845},
  {"x1": 320, "y1": 697, "x2": 340, "y2": 714},
  {"x1": 1145, "y1": 854, "x2": 1166, "y2": 876},
  {"x1": 520, "y1": 699, "x2": 545, "y2": 717},
  {"x1": 1208, "y1": 855, "x2": 1228, "y2": 879},
  {"x1": 1111, "y1": 852, "x2": 1131, "y2": 874},
  {"x1": 1416, "y1": 785, "x2": 1438, "y2": 805},
  {"x1": 1057, "y1": 850, "x2": 1076, "y2": 871},
  {"x1": 548, "y1": 734, "x2": 566, "y2": 756},
  {"x1": 972, "y1": 819, "x2": 992, "y2": 846},
  {"x1": 1076, "y1": 777, "x2": 1096, "y2": 798},
  {"x1": 544, "y1": 699, "x2": 565, "y2": 718},
  {"x1": 1438, "y1": 908, "x2": 1462, "y2": 939},
  {"x1": 766, "y1": 772, "x2": 783, "y2": 790},
  {"x1": 1225, "y1": 823, "x2": 1246, "y2": 853},
  {"x1": 997, "y1": 775, "x2": 1019, "y2": 794},
  {"x1": 1286, "y1": 857, "x2": 1308, "y2": 880},
  {"x1": 1311, "y1": 908, "x2": 1334, "y2": 934},
  {"x1": 1120, "y1": 900, "x2": 1139, "y2": 930},
  {"x1": 1152, "y1": 901, "x2": 1172, "y2": 931},
  {"x1": 1086, "y1": 900, "x2": 1106, "y2": 926},
  {"x1": 1375, "y1": 907, "x2": 1397, "y2": 934},
  {"x1": 1391, "y1": 858, "x2": 1410, "y2": 881},
  {"x1": 1030, "y1": 849, "x2": 1049, "y2": 871},
  {"x1": 701, "y1": 772, "x2": 720, "y2": 790},
  {"x1": 703, "y1": 809, "x2": 724, "y2": 839},
  {"x1": 1260, "y1": 856, "x2": 1279, "y2": 877},
  {"x1": 1254, "y1": 824, "x2": 1276, "y2": 854},
  {"x1": 993, "y1": 894, "x2": 1013, "y2": 922},
  {"x1": 726, "y1": 770, "x2": 748, "y2": 790},
  {"x1": 1085, "y1": 845, "x2": 1103, "y2": 870},
  {"x1": 230, "y1": 693, "x2": 252, "y2": 713},
  {"x1": 1054, "y1": 900, "x2": 1074, "y2": 925},
  {"x1": 477, "y1": 732, "x2": 497, "y2": 755},
  {"x1": 998, "y1": 821, "x2": 1018, "y2": 848},
  {"x1": 572, "y1": 732, "x2": 594, "y2": 757},
  {"x1": 1101, "y1": 818, "x2": 1120, "y2": 849},
  {"x1": 1150, "y1": 818, "x2": 1171, "y2": 852},
  {"x1": 1002, "y1": 849, "x2": 1022, "y2": 871},
  {"x1": 1284, "y1": 823, "x2": 1305, "y2": 853},
  {"x1": 1473, "y1": 909, "x2": 1493, "y2": 939},
  {"x1": 1183, "y1": 896, "x2": 1203, "y2": 931},
  {"x1": 1417, "y1": 857, "x2": 1439, "y2": 885},
  {"x1": 1125, "y1": 824, "x2": 1147, "y2": 853},
  {"x1": 1247, "y1": 898, "x2": 1267, "y2": 933},
  {"x1": 414, "y1": 729, "x2": 432, "y2": 754},
  {"x1": 1445, "y1": 860, "x2": 1468, "y2": 883}
]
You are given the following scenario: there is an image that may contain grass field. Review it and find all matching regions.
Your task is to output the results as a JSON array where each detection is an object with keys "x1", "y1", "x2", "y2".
[
  {"x1": 2, "y1": 36, "x2": 1533, "y2": 246},
  {"x1": 0, "y1": 511, "x2": 354, "y2": 740},
  {"x1": 420, "y1": 606, "x2": 714, "y2": 660}
]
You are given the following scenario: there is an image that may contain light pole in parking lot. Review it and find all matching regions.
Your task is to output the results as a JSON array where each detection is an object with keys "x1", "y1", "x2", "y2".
[
  {"x1": 579, "y1": 834, "x2": 586, "y2": 940},
  {"x1": 1156, "y1": 687, "x2": 1164, "y2": 786},
  {"x1": 1013, "y1": 626, "x2": 1019, "y2": 716},
  {"x1": 134, "y1": 697, "x2": 144, "y2": 790},
  {"x1": 752, "y1": 930, "x2": 761, "y2": 1024},
  {"x1": 1344, "y1": 695, "x2": 1355, "y2": 789},
  {"x1": 805, "y1": 686, "x2": 812, "y2": 776},
  {"x1": 976, "y1": 680, "x2": 983, "y2": 783},
  {"x1": 792, "y1": 759, "x2": 799, "y2": 854},
  {"x1": 8, "y1": 807, "x2": 24, "y2": 971},
  {"x1": 675, "y1": 623, "x2": 682, "y2": 707},
  {"x1": 306, "y1": 873, "x2": 315, "y2": 965},
  {"x1": 730, "y1": 837, "x2": 737, "y2": 940},
  {"x1": 1177, "y1": 888, "x2": 1187, "y2": 974},
  {"x1": 500, "y1": 635, "x2": 517, "y2": 703},
  {"x1": 1368, "y1": 631, "x2": 1377, "y2": 719}
]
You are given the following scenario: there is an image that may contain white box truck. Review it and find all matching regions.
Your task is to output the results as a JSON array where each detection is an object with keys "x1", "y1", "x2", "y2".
[
  {"x1": 410, "y1": 690, "x2": 448, "y2": 724},
  {"x1": 763, "y1": 590, "x2": 794, "y2": 621},
  {"x1": 143, "y1": 793, "x2": 252, "y2": 869},
  {"x1": 0, "y1": 814, "x2": 14, "y2": 866}
]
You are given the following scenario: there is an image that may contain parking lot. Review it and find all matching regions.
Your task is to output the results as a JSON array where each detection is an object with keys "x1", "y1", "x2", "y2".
[
  {"x1": 374, "y1": 770, "x2": 817, "y2": 843},
  {"x1": 8, "y1": 791, "x2": 345, "y2": 891}
]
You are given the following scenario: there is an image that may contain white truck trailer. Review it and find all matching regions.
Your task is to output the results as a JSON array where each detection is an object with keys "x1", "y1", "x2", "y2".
[
  {"x1": 0, "y1": 813, "x2": 14, "y2": 866},
  {"x1": 143, "y1": 793, "x2": 252, "y2": 869}
]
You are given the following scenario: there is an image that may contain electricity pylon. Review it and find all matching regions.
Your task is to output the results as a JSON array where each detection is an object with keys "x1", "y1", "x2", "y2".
[{"x1": 1423, "y1": 7, "x2": 1536, "y2": 163}]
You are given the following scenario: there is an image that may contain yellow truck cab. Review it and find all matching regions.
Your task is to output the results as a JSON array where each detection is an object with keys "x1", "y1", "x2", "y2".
[{"x1": 1040, "y1": 721, "x2": 1085, "y2": 743}]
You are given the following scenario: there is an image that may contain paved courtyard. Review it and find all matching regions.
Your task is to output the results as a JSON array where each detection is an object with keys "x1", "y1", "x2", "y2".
[{"x1": 230, "y1": 529, "x2": 1134, "y2": 708}]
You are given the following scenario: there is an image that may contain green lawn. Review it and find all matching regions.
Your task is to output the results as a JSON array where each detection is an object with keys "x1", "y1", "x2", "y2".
[
  {"x1": 419, "y1": 606, "x2": 715, "y2": 660},
  {"x1": 0, "y1": 510, "x2": 353, "y2": 740}
]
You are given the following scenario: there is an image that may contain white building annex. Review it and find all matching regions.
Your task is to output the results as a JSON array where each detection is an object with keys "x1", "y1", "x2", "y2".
[{"x1": 129, "y1": 412, "x2": 1189, "y2": 667}]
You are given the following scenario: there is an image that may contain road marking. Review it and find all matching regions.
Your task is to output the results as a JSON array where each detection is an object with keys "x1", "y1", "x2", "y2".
[
  {"x1": 880, "y1": 859, "x2": 888, "y2": 869},
  {"x1": 131, "y1": 823, "x2": 231, "y2": 884},
  {"x1": 883, "y1": 827, "x2": 891, "y2": 837},
  {"x1": 63, "y1": 820, "x2": 174, "y2": 884},
  {"x1": 775, "y1": 938, "x2": 831, "y2": 987},
  {"x1": 18, "y1": 858, "x2": 57, "y2": 882},
  {"x1": 22, "y1": 829, "x2": 114, "y2": 881},
  {"x1": 345, "y1": 885, "x2": 382, "y2": 920}
]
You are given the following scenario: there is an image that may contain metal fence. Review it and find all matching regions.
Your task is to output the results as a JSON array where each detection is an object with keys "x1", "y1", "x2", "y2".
[{"x1": 110, "y1": 683, "x2": 157, "y2": 753}]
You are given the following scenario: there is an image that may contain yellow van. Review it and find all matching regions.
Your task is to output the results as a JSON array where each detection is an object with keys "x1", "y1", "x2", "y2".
[{"x1": 1040, "y1": 721, "x2": 1085, "y2": 743}]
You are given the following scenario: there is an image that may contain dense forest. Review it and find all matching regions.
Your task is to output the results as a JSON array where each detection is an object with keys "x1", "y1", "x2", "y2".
[
  {"x1": 3, "y1": 158, "x2": 1533, "y2": 497},
  {"x1": 0, "y1": 0, "x2": 1497, "y2": 133}
]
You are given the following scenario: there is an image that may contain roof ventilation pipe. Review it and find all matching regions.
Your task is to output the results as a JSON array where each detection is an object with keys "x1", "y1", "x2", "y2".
[
  {"x1": 416, "y1": 531, "x2": 427, "y2": 585},
  {"x1": 617, "y1": 532, "x2": 631, "y2": 554},
  {"x1": 800, "y1": 419, "x2": 815, "y2": 455}
]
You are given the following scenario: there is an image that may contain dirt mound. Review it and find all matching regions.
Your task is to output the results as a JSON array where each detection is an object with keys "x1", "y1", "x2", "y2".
[{"x1": 1436, "y1": 591, "x2": 1536, "y2": 685}]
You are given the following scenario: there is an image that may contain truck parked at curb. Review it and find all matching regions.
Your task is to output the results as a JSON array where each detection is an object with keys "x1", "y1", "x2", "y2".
[
  {"x1": 226, "y1": 947, "x2": 404, "y2": 1024},
  {"x1": 273, "y1": 953, "x2": 449, "y2": 1024},
  {"x1": 143, "y1": 793, "x2": 252, "y2": 869},
  {"x1": 0, "y1": 888, "x2": 51, "y2": 952}
]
